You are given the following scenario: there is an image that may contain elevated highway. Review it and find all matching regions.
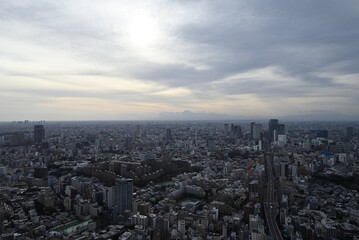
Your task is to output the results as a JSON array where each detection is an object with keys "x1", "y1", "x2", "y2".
[{"x1": 264, "y1": 154, "x2": 283, "y2": 240}]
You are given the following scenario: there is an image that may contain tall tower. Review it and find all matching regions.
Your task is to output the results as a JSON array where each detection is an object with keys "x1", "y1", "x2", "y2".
[
  {"x1": 114, "y1": 178, "x2": 133, "y2": 214},
  {"x1": 250, "y1": 122, "x2": 255, "y2": 136},
  {"x1": 268, "y1": 119, "x2": 278, "y2": 142},
  {"x1": 34, "y1": 125, "x2": 45, "y2": 143},
  {"x1": 252, "y1": 124, "x2": 262, "y2": 140}
]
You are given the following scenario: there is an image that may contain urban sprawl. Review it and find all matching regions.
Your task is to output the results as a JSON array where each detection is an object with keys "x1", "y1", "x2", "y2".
[{"x1": 0, "y1": 120, "x2": 358, "y2": 240}]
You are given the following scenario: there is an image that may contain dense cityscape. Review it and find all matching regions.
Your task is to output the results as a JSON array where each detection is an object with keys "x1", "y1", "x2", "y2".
[
  {"x1": 0, "y1": 120, "x2": 358, "y2": 240},
  {"x1": 2, "y1": 0, "x2": 359, "y2": 239}
]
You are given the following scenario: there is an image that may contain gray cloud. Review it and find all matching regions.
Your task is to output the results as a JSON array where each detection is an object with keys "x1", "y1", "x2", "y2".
[{"x1": 0, "y1": 0, "x2": 359, "y2": 120}]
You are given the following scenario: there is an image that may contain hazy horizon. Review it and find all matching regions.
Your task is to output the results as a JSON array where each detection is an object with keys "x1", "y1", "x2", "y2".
[
  {"x1": 2, "y1": 110, "x2": 359, "y2": 123},
  {"x1": 1, "y1": 1, "x2": 359, "y2": 121}
]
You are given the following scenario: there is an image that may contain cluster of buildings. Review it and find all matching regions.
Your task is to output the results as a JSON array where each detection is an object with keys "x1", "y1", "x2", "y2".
[{"x1": 0, "y1": 119, "x2": 358, "y2": 240}]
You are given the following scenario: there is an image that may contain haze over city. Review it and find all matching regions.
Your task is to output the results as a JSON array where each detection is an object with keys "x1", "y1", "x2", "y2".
[
  {"x1": 1, "y1": 0, "x2": 359, "y2": 121},
  {"x1": 2, "y1": 2, "x2": 359, "y2": 239}
]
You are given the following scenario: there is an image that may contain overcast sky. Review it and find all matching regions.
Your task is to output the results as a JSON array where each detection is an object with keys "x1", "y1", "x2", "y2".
[{"x1": 1, "y1": 0, "x2": 359, "y2": 121}]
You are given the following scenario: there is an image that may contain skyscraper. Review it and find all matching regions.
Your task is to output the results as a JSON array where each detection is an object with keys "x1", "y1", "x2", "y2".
[
  {"x1": 268, "y1": 119, "x2": 278, "y2": 142},
  {"x1": 250, "y1": 122, "x2": 255, "y2": 136},
  {"x1": 114, "y1": 178, "x2": 133, "y2": 214},
  {"x1": 165, "y1": 128, "x2": 172, "y2": 141},
  {"x1": 278, "y1": 124, "x2": 285, "y2": 135},
  {"x1": 346, "y1": 127, "x2": 353, "y2": 140},
  {"x1": 233, "y1": 125, "x2": 242, "y2": 138},
  {"x1": 34, "y1": 125, "x2": 45, "y2": 143},
  {"x1": 136, "y1": 125, "x2": 141, "y2": 137},
  {"x1": 252, "y1": 124, "x2": 262, "y2": 140}
]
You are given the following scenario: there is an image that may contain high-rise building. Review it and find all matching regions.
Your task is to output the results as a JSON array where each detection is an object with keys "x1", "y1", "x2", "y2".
[
  {"x1": 224, "y1": 124, "x2": 229, "y2": 133},
  {"x1": 278, "y1": 124, "x2": 285, "y2": 135},
  {"x1": 114, "y1": 178, "x2": 133, "y2": 214},
  {"x1": 233, "y1": 125, "x2": 242, "y2": 138},
  {"x1": 346, "y1": 127, "x2": 353, "y2": 140},
  {"x1": 195, "y1": 129, "x2": 198, "y2": 146},
  {"x1": 317, "y1": 130, "x2": 328, "y2": 138},
  {"x1": 10, "y1": 132, "x2": 25, "y2": 146},
  {"x1": 34, "y1": 125, "x2": 45, "y2": 143},
  {"x1": 165, "y1": 128, "x2": 172, "y2": 141},
  {"x1": 268, "y1": 119, "x2": 278, "y2": 142},
  {"x1": 252, "y1": 124, "x2": 262, "y2": 140},
  {"x1": 250, "y1": 122, "x2": 255, "y2": 136},
  {"x1": 136, "y1": 125, "x2": 141, "y2": 137},
  {"x1": 178, "y1": 220, "x2": 185, "y2": 235}
]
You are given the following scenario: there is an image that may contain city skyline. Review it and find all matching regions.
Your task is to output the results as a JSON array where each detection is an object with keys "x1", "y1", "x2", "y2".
[
  {"x1": 1, "y1": 1, "x2": 359, "y2": 121},
  {"x1": 0, "y1": 119, "x2": 358, "y2": 239}
]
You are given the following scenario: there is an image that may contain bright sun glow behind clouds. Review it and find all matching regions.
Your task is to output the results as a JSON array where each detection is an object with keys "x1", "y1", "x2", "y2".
[
  {"x1": 0, "y1": 0, "x2": 359, "y2": 120},
  {"x1": 126, "y1": 9, "x2": 161, "y2": 48},
  {"x1": 110, "y1": 2, "x2": 174, "y2": 64}
]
